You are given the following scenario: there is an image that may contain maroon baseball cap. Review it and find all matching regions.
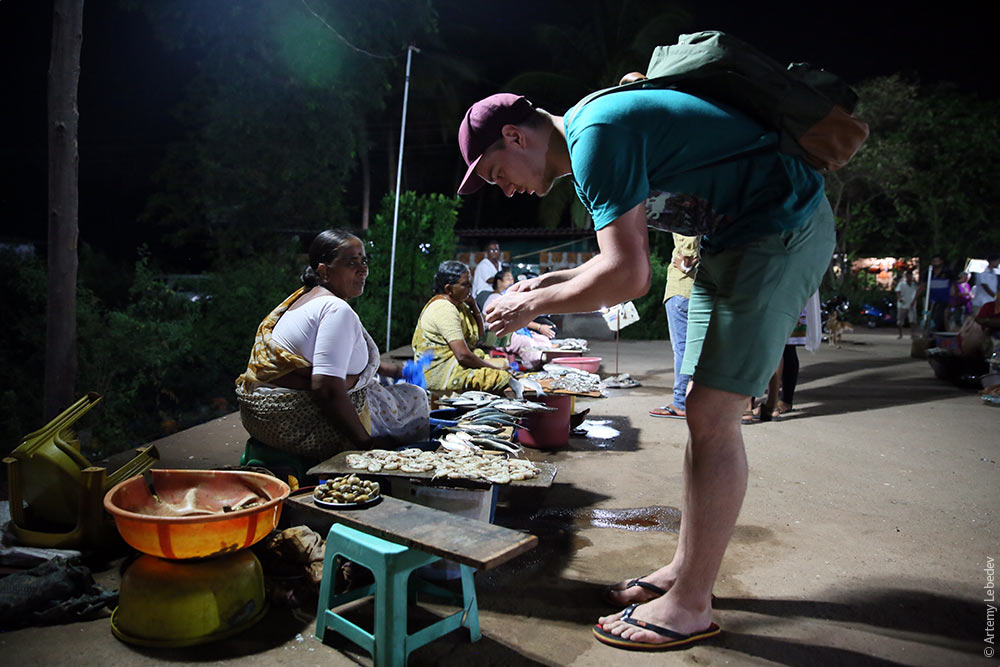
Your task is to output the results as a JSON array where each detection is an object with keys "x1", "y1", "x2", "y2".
[{"x1": 457, "y1": 93, "x2": 534, "y2": 195}]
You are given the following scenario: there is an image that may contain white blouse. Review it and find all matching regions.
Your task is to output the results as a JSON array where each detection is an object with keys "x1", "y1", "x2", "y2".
[{"x1": 271, "y1": 293, "x2": 369, "y2": 378}]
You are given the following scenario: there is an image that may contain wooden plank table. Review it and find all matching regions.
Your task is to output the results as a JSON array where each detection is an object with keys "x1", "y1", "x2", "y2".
[
  {"x1": 309, "y1": 452, "x2": 558, "y2": 489},
  {"x1": 286, "y1": 494, "x2": 537, "y2": 570}
]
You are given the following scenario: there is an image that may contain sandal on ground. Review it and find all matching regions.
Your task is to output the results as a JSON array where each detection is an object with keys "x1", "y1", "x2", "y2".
[
  {"x1": 741, "y1": 410, "x2": 755, "y2": 425},
  {"x1": 603, "y1": 578, "x2": 667, "y2": 605},
  {"x1": 592, "y1": 604, "x2": 721, "y2": 651},
  {"x1": 649, "y1": 405, "x2": 686, "y2": 419}
]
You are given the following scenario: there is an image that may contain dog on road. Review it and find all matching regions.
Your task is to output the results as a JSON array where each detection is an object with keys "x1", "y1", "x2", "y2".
[{"x1": 826, "y1": 312, "x2": 853, "y2": 348}]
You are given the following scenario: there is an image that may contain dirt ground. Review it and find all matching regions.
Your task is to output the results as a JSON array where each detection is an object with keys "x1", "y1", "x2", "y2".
[{"x1": 3, "y1": 329, "x2": 997, "y2": 666}]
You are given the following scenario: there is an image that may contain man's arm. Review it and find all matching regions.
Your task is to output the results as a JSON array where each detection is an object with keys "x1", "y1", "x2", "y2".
[
  {"x1": 484, "y1": 204, "x2": 650, "y2": 335},
  {"x1": 506, "y1": 254, "x2": 603, "y2": 293}
]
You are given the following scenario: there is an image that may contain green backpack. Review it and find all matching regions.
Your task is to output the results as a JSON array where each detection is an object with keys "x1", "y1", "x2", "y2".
[{"x1": 577, "y1": 31, "x2": 869, "y2": 172}]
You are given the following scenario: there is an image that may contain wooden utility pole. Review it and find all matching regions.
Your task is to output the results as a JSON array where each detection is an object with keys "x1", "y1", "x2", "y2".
[{"x1": 44, "y1": 0, "x2": 85, "y2": 420}]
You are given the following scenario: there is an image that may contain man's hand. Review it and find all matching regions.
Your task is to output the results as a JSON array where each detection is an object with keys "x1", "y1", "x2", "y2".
[
  {"x1": 484, "y1": 290, "x2": 537, "y2": 336},
  {"x1": 484, "y1": 203, "x2": 650, "y2": 336},
  {"x1": 506, "y1": 276, "x2": 543, "y2": 293}
]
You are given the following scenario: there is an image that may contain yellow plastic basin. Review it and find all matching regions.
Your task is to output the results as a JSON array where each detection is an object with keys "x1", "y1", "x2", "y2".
[{"x1": 111, "y1": 550, "x2": 267, "y2": 647}]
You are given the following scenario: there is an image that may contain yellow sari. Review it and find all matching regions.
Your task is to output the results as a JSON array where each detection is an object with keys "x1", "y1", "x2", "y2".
[{"x1": 411, "y1": 297, "x2": 510, "y2": 393}]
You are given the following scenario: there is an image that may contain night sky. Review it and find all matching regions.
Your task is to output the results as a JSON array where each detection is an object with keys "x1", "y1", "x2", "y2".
[{"x1": 0, "y1": 1, "x2": 992, "y2": 264}]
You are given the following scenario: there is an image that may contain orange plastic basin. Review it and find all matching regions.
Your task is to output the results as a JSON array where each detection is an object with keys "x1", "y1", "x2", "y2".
[{"x1": 104, "y1": 470, "x2": 290, "y2": 560}]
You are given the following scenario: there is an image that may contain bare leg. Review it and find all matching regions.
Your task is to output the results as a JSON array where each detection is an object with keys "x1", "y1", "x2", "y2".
[
  {"x1": 599, "y1": 384, "x2": 748, "y2": 640},
  {"x1": 759, "y1": 358, "x2": 783, "y2": 422}
]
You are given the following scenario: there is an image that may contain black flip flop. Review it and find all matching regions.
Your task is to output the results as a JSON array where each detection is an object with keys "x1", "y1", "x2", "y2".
[
  {"x1": 649, "y1": 405, "x2": 685, "y2": 419},
  {"x1": 603, "y1": 578, "x2": 667, "y2": 605},
  {"x1": 593, "y1": 603, "x2": 721, "y2": 651}
]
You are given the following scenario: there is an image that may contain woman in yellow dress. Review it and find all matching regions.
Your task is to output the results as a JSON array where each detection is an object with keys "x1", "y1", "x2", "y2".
[{"x1": 412, "y1": 261, "x2": 511, "y2": 392}]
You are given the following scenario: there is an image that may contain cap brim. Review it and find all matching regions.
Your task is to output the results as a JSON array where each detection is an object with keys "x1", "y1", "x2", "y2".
[{"x1": 457, "y1": 154, "x2": 486, "y2": 195}]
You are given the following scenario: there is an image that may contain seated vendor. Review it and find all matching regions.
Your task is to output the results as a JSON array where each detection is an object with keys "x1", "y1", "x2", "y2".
[
  {"x1": 483, "y1": 269, "x2": 555, "y2": 370},
  {"x1": 235, "y1": 229, "x2": 429, "y2": 463},
  {"x1": 412, "y1": 261, "x2": 511, "y2": 392}
]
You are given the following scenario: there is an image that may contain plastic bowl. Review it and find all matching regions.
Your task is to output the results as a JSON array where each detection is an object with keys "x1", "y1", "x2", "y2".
[
  {"x1": 111, "y1": 550, "x2": 267, "y2": 647},
  {"x1": 550, "y1": 356, "x2": 602, "y2": 374},
  {"x1": 104, "y1": 469, "x2": 289, "y2": 560}
]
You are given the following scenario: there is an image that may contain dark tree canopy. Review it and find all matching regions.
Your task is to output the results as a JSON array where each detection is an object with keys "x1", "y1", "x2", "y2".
[
  {"x1": 127, "y1": 0, "x2": 438, "y2": 264},
  {"x1": 827, "y1": 76, "x2": 1000, "y2": 263}
]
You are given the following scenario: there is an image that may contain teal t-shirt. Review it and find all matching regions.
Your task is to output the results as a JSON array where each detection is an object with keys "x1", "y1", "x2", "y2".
[{"x1": 563, "y1": 89, "x2": 825, "y2": 253}]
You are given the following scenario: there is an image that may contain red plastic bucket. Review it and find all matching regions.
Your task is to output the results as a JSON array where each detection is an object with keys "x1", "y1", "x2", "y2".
[{"x1": 518, "y1": 394, "x2": 572, "y2": 449}]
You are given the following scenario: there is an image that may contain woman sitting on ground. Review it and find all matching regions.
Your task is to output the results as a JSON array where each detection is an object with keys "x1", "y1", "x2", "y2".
[
  {"x1": 412, "y1": 261, "x2": 511, "y2": 392},
  {"x1": 483, "y1": 269, "x2": 555, "y2": 370},
  {"x1": 235, "y1": 229, "x2": 428, "y2": 463}
]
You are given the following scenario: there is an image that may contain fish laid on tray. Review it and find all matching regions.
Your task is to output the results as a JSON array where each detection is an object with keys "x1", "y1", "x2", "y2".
[
  {"x1": 547, "y1": 338, "x2": 589, "y2": 352},
  {"x1": 439, "y1": 392, "x2": 557, "y2": 415},
  {"x1": 437, "y1": 391, "x2": 498, "y2": 408},
  {"x1": 535, "y1": 363, "x2": 604, "y2": 394},
  {"x1": 345, "y1": 448, "x2": 539, "y2": 485},
  {"x1": 439, "y1": 430, "x2": 523, "y2": 456}
]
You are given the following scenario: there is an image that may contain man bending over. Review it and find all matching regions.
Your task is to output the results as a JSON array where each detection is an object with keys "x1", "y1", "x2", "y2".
[{"x1": 456, "y1": 88, "x2": 833, "y2": 650}]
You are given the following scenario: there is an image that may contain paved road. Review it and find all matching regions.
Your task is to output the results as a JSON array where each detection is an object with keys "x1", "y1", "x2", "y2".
[{"x1": 4, "y1": 330, "x2": 996, "y2": 665}]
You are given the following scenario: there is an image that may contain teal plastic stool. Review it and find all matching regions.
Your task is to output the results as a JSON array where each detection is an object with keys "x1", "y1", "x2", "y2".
[
  {"x1": 239, "y1": 438, "x2": 310, "y2": 481},
  {"x1": 316, "y1": 523, "x2": 481, "y2": 666}
]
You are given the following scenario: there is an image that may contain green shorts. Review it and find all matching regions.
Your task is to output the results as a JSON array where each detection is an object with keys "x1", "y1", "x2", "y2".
[{"x1": 680, "y1": 196, "x2": 835, "y2": 397}]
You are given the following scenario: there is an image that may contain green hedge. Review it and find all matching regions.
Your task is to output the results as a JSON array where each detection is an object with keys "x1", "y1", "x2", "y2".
[{"x1": 2, "y1": 192, "x2": 460, "y2": 458}]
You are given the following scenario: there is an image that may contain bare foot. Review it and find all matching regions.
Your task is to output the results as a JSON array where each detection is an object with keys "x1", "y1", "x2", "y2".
[{"x1": 597, "y1": 593, "x2": 713, "y2": 646}]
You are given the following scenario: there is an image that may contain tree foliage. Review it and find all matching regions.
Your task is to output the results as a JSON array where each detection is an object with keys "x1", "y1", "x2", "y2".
[
  {"x1": 0, "y1": 250, "x2": 48, "y2": 454},
  {"x1": 127, "y1": 0, "x2": 438, "y2": 263},
  {"x1": 502, "y1": 0, "x2": 692, "y2": 230},
  {"x1": 827, "y1": 76, "x2": 1000, "y2": 263},
  {"x1": 504, "y1": 0, "x2": 691, "y2": 109},
  {"x1": 354, "y1": 191, "x2": 461, "y2": 351}
]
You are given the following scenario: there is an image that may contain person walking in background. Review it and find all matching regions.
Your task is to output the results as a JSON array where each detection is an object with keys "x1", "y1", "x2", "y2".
[
  {"x1": 921, "y1": 255, "x2": 955, "y2": 332},
  {"x1": 971, "y1": 254, "x2": 1000, "y2": 312},
  {"x1": 952, "y1": 272, "x2": 974, "y2": 328},
  {"x1": 756, "y1": 292, "x2": 821, "y2": 421},
  {"x1": 650, "y1": 233, "x2": 699, "y2": 419},
  {"x1": 895, "y1": 270, "x2": 918, "y2": 339},
  {"x1": 472, "y1": 239, "x2": 503, "y2": 302}
]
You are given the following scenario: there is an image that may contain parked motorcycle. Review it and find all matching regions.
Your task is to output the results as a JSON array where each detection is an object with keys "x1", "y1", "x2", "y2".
[{"x1": 860, "y1": 297, "x2": 897, "y2": 328}]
